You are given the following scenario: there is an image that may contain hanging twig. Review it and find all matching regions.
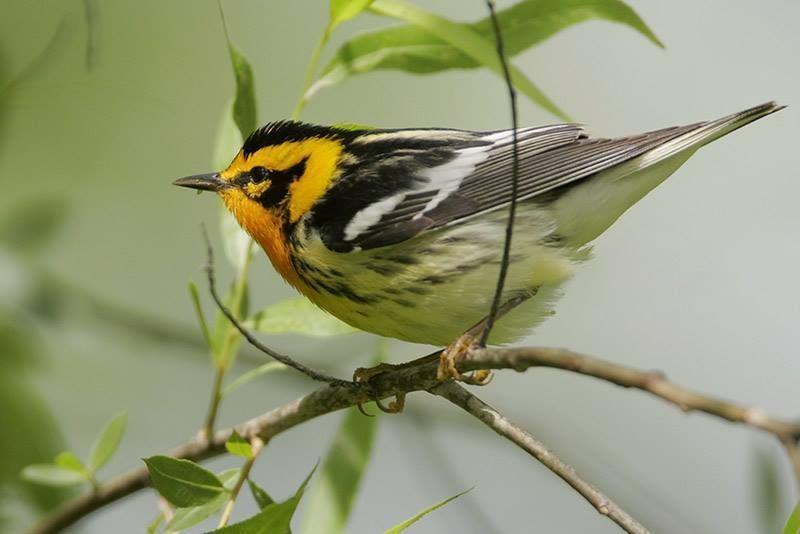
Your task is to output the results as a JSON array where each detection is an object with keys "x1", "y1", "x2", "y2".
[
  {"x1": 202, "y1": 226, "x2": 350, "y2": 386},
  {"x1": 480, "y1": 0, "x2": 521, "y2": 346}
]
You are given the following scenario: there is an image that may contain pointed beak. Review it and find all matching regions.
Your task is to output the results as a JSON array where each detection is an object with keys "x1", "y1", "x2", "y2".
[{"x1": 172, "y1": 173, "x2": 228, "y2": 192}]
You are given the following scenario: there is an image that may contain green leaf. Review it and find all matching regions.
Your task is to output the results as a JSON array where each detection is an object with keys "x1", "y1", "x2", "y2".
[
  {"x1": 753, "y1": 448, "x2": 784, "y2": 534},
  {"x1": 223, "y1": 362, "x2": 288, "y2": 396},
  {"x1": 0, "y1": 371, "x2": 71, "y2": 515},
  {"x1": 785, "y1": 503, "x2": 800, "y2": 534},
  {"x1": 20, "y1": 464, "x2": 87, "y2": 487},
  {"x1": 217, "y1": 468, "x2": 242, "y2": 487},
  {"x1": 384, "y1": 489, "x2": 471, "y2": 533},
  {"x1": 146, "y1": 512, "x2": 165, "y2": 534},
  {"x1": 211, "y1": 464, "x2": 317, "y2": 533},
  {"x1": 189, "y1": 280, "x2": 214, "y2": 351},
  {"x1": 330, "y1": 0, "x2": 375, "y2": 29},
  {"x1": 248, "y1": 478, "x2": 275, "y2": 510},
  {"x1": 213, "y1": 101, "x2": 253, "y2": 276},
  {"x1": 166, "y1": 493, "x2": 228, "y2": 532},
  {"x1": 300, "y1": 405, "x2": 379, "y2": 534},
  {"x1": 311, "y1": 0, "x2": 660, "y2": 118},
  {"x1": 247, "y1": 297, "x2": 358, "y2": 337},
  {"x1": 54, "y1": 452, "x2": 87, "y2": 474},
  {"x1": 483, "y1": 0, "x2": 662, "y2": 50},
  {"x1": 143, "y1": 456, "x2": 225, "y2": 507},
  {"x1": 0, "y1": 196, "x2": 68, "y2": 255},
  {"x1": 220, "y1": 206, "x2": 253, "y2": 273},
  {"x1": 213, "y1": 99, "x2": 244, "y2": 171},
  {"x1": 369, "y1": 0, "x2": 567, "y2": 119},
  {"x1": 225, "y1": 431, "x2": 253, "y2": 460},
  {"x1": 87, "y1": 411, "x2": 127, "y2": 473},
  {"x1": 207, "y1": 103, "x2": 255, "y2": 373},
  {"x1": 0, "y1": 314, "x2": 39, "y2": 370},
  {"x1": 217, "y1": 0, "x2": 257, "y2": 141},
  {"x1": 228, "y1": 44, "x2": 257, "y2": 139},
  {"x1": 165, "y1": 468, "x2": 240, "y2": 532}
]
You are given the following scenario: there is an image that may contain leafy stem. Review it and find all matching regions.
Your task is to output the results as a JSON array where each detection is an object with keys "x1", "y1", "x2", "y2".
[
  {"x1": 293, "y1": 24, "x2": 333, "y2": 120},
  {"x1": 203, "y1": 367, "x2": 227, "y2": 441},
  {"x1": 203, "y1": 240, "x2": 255, "y2": 439},
  {"x1": 218, "y1": 437, "x2": 266, "y2": 527}
]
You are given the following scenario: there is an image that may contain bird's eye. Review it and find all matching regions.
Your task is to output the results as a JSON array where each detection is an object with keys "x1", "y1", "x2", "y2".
[{"x1": 250, "y1": 166, "x2": 271, "y2": 182}]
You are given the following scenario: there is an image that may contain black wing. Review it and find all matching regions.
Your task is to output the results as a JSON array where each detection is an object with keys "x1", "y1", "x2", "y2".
[{"x1": 309, "y1": 122, "x2": 700, "y2": 252}]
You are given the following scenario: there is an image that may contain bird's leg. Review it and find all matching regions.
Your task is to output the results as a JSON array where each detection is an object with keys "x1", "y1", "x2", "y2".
[
  {"x1": 351, "y1": 290, "x2": 535, "y2": 411},
  {"x1": 353, "y1": 351, "x2": 441, "y2": 414},
  {"x1": 437, "y1": 291, "x2": 536, "y2": 382}
]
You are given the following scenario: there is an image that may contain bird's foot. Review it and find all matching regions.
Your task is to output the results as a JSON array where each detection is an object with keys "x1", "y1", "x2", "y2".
[
  {"x1": 353, "y1": 363, "x2": 408, "y2": 414},
  {"x1": 437, "y1": 332, "x2": 493, "y2": 385}
]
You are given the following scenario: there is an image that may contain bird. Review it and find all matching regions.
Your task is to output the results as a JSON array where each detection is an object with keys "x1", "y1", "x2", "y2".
[{"x1": 175, "y1": 102, "x2": 783, "y2": 380}]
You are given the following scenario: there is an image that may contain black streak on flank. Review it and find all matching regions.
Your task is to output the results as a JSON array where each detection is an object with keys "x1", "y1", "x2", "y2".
[
  {"x1": 367, "y1": 263, "x2": 402, "y2": 276},
  {"x1": 387, "y1": 254, "x2": 419, "y2": 266},
  {"x1": 405, "y1": 285, "x2": 431, "y2": 296},
  {"x1": 336, "y1": 284, "x2": 376, "y2": 305}
]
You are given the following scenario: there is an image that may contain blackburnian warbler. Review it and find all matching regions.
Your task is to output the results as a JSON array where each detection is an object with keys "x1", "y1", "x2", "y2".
[{"x1": 175, "y1": 102, "x2": 782, "y2": 371}]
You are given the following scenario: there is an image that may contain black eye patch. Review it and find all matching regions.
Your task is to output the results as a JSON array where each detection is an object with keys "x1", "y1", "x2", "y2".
[
  {"x1": 236, "y1": 158, "x2": 308, "y2": 208},
  {"x1": 250, "y1": 166, "x2": 271, "y2": 183},
  {"x1": 233, "y1": 166, "x2": 272, "y2": 188}
]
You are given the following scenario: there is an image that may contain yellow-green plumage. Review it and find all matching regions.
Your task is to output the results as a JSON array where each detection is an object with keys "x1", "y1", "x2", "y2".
[
  {"x1": 289, "y1": 103, "x2": 782, "y2": 345},
  {"x1": 175, "y1": 103, "x2": 783, "y2": 347}
]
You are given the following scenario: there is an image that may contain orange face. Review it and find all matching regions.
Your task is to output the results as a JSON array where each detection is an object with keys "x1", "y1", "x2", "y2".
[{"x1": 216, "y1": 137, "x2": 345, "y2": 288}]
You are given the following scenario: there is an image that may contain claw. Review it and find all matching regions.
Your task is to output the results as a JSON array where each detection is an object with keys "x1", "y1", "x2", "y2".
[
  {"x1": 353, "y1": 363, "x2": 407, "y2": 414},
  {"x1": 438, "y1": 333, "x2": 493, "y2": 385},
  {"x1": 357, "y1": 402, "x2": 375, "y2": 417},
  {"x1": 375, "y1": 393, "x2": 406, "y2": 414},
  {"x1": 462, "y1": 369, "x2": 493, "y2": 386}
]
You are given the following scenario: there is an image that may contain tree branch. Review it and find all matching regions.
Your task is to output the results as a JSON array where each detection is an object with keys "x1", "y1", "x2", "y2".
[
  {"x1": 431, "y1": 381, "x2": 648, "y2": 534},
  {"x1": 461, "y1": 346, "x2": 800, "y2": 482},
  {"x1": 29, "y1": 346, "x2": 799, "y2": 533}
]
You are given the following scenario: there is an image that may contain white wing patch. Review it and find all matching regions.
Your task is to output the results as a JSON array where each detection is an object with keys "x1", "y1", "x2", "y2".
[
  {"x1": 344, "y1": 191, "x2": 407, "y2": 241},
  {"x1": 350, "y1": 130, "x2": 474, "y2": 144},
  {"x1": 412, "y1": 145, "x2": 490, "y2": 219},
  {"x1": 482, "y1": 126, "x2": 549, "y2": 145}
]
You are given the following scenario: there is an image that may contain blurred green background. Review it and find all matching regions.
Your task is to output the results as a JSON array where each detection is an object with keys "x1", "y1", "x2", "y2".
[{"x1": 1, "y1": 0, "x2": 798, "y2": 532}]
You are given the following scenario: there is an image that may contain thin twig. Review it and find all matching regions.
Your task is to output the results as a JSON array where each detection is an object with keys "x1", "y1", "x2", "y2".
[
  {"x1": 202, "y1": 226, "x2": 349, "y2": 386},
  {"x1": 480, "y1": 0, "x2": 520, "y2": 346},
  {"x1": 431, "y1": 382, "x2": 649, "y2": 534},
  {"x1": 218, "y1": 437, "x2": 266, "y2": 527},
  {"x1": 31, "y1": 344, "x2": 797, "y2": 533},
  {"x1": 293, "y1": 24, "x2": 332, "y2": 120},
  {"x1": 203, "y1": 367, "x2": 227, "y2": 440}
]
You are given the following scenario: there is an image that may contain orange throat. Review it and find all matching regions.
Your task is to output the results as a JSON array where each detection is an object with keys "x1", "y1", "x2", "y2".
[{"x1": 221, "y1": 191, "x2": 303, "y2": 289}]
